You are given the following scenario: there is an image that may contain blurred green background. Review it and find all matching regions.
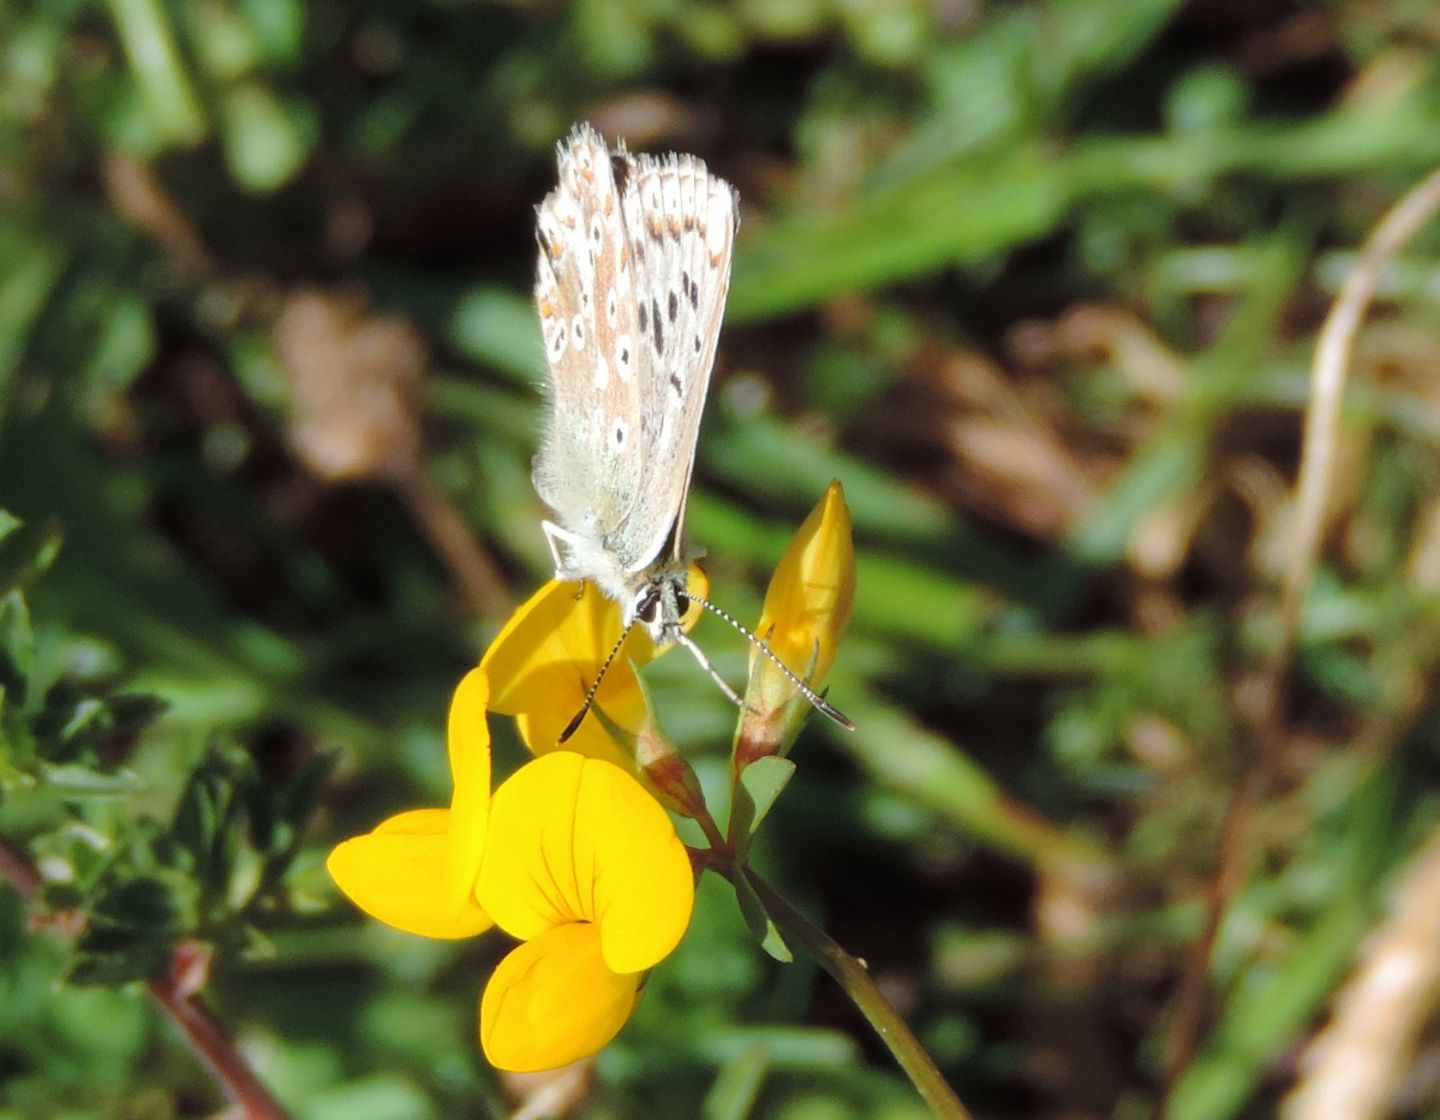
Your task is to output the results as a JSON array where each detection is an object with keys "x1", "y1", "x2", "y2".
[{"x1": 6, "y1": 0, "x2": 1440, "y2": 1117}]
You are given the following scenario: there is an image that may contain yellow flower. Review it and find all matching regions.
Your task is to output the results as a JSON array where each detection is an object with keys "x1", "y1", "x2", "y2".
[
  {"x1": 480, "y1": 570, "x2": 708, "y2": 764},
  {"x1": 327, "y1": 667, "x2": 696, "y2": 1073},
  {"x1": 476, "y1": 751, "x2": 695, "y2": 1070},
  {"x1": 747, "y1": 481, "x2": 855, "y2": 725}
]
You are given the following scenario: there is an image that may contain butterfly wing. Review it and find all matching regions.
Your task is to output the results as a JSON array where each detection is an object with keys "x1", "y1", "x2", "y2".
[
  {"x1": 613, "y1": 148, "x2": 739, "y2": 572},
  {"x1": 532, "y1": 125, "x2": 648, "y2": 577}
]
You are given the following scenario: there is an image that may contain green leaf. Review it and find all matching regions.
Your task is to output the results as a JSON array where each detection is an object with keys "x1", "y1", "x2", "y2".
[
  {"x1": 738, "y1": 756, "x2": 795, "y2": 836},
  {"x1": 40, "y1": 763, "x2": 147, "y2": 797},
  {"x1": 0, "y1": 591, "x2": 34, "y2": 705},
  {"x1": 71, "y1": 874, "x2": 198, "y2": 985},
  {"x1": 702, "y1": 1044, "x2": 769, "y2": 1120},
  {"x1": 268, "y1": 752, "x2": 335, "y2": 867},
  {"x1": 0, "y1": 233, "x2": 67, "y2": 404},
  {"x1": 219, "y1": 83, "x2": 315, "y2": 193},
  {"x1": 173, "y1": 766, "x2": 221, "y2": 874},
  {"x1": 730, "y1": 756, "x2": 796, "y2": 864},
  {"x1": 733, "y1": 872, "x2": 792, "y2": 964},
  {"x1": 81, "y1": 293, "x2": 155, "y2": 402},
  {"x1": 0, "y1": 517, "x2": 64, "y2": 597},
  {"x1": 447, "y1": 286, "x2": 543, "y2": 385},
  {"x1": 93, "y1": 875, "x2": 193, "y2": 933},
  {"x1": 68, "y1": 945, "x2": 174, "y2": 988},
  {"x1": 104, "y1": 693, "x2": 169, "y2": 737},
  {"x1": 103, "y1": 0, "x2": 207, "y2": 146},
  {"x1": 229, "y1": 842, "x2": 268, "y2": 912},
  {"x1": 33, "y1": 680, "x2": 152, "y2": 763}
]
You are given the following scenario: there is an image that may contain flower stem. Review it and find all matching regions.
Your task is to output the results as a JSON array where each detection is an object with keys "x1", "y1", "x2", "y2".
[
  {"x1": 741, "y1": 868, "x2": 974, "y2": 1120},
  {"x1": 147, "y1": 972, "x2": 290, "y2": 1120},
  {"x1": 695, "y1": 806, "x2": 729, "y2": 854}
]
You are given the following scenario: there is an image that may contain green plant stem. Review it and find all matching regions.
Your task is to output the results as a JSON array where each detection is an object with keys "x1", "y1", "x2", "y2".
[
  {"x1": 695, "y1": 806, "x2": 728, "y2": 853},
  {"x1": 741, "y1": 868, "x2": 973, "y2": 1120}
]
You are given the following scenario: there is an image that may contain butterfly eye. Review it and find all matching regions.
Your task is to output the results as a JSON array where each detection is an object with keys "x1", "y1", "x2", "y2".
[
  {"x1": 636, "y1": 590, "x2": 661, "y2": 625},
  {"x1": 674, "y1": 592, "x2": 690, "y2": 617}
]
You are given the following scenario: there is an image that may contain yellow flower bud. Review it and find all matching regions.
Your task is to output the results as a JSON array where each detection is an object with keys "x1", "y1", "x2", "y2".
[{"x1": 743, "y1": 481, "x2": 855, "y2": 748}]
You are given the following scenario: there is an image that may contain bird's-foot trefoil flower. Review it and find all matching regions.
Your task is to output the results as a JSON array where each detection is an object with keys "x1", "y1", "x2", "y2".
[
  {"x1": 328, "y1": 483, "x2": 854, "y2": 1073},
  {"x1": 477, "y1": 749, "x2": 695, "y2": 1070},
  {"x1": 479, "y1": 568, "x2": 708, "y2": 765},
  {"x1": 738, "y1": 480, "x2": 855, "y2": 766},
  {"x1": 326, "y1": 667, "x2": 696, "y2": 1072},
  {"x1": 481, "y1": 566, "x2": 713, "y2": 825}
]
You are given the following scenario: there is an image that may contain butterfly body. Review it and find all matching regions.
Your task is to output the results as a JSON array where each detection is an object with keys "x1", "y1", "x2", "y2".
[{"x1": 532, "y1": 123, "x2": 738, "y2": 642}]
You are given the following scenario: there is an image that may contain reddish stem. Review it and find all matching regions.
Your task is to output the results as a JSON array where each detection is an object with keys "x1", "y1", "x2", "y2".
[
  {"x1": 146, "y1": 972, "x2": 289, "y2": 1120},
  {"x1": 0, "y1": 835, "x2": 288, "y2": 1119}
]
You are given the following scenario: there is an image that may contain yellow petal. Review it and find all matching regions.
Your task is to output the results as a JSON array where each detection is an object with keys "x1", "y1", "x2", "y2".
[
  {"x1": 481, "y1": 569, "x2": 709, "y2": 760},
  {"x1": 752, "y1": 481, "x2": 855, "y2": 696},
  {"x1": 327, "y1": 809, "x2": 493, "y2": 939},
  {"x1": 479, "y1": 923, "x2": 641, "y2": 1072},
  {"x1": 446, "y1": 667, "x2": 492, "y2": 917},
  {"x1": 481, "y1": 579, "x2": 649, "y2": 763},
  {"x1": 477, "y1": 752, "x2": 695, "y2": 974}
]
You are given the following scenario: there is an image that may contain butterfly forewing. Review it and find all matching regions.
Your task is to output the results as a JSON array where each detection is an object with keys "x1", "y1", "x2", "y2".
[{"x1": 533, "y1": 126, "x2": 646, "y2": 552}]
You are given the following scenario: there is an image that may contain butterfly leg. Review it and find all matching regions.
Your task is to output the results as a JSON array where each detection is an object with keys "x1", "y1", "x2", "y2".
[
  {"x1": 541, "y1": 520, "x2": 592, "y2": 599},
  {"x1": 541, "y1": 520, "x2": 583, "y2": 578},
  {"x1": 673, "y1": 629, "x2": 750, "y2": 714}
]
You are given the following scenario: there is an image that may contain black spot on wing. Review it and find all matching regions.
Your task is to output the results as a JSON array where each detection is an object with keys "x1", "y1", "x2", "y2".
[{"x1": 610, "y1": 155, "x2": 631, "y2": 191}]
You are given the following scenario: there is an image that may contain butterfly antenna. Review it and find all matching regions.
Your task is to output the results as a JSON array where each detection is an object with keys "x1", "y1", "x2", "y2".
[
  {"x1": 559, "y1": 619, "x2": 638, "y2": 743},
  {"x1": 686, "y1": 593, "x2": 855, "y2": 730}
]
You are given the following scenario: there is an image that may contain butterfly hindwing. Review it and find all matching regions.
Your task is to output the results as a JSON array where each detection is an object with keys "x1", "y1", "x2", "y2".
[{"x1": 617, "y1": 149, "x2": 738, "y2": 572}]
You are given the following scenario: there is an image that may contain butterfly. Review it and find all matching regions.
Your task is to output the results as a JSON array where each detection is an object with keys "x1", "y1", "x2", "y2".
[{"x1": 531, "y1": 123, "x2": 850, "y2": 740}]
